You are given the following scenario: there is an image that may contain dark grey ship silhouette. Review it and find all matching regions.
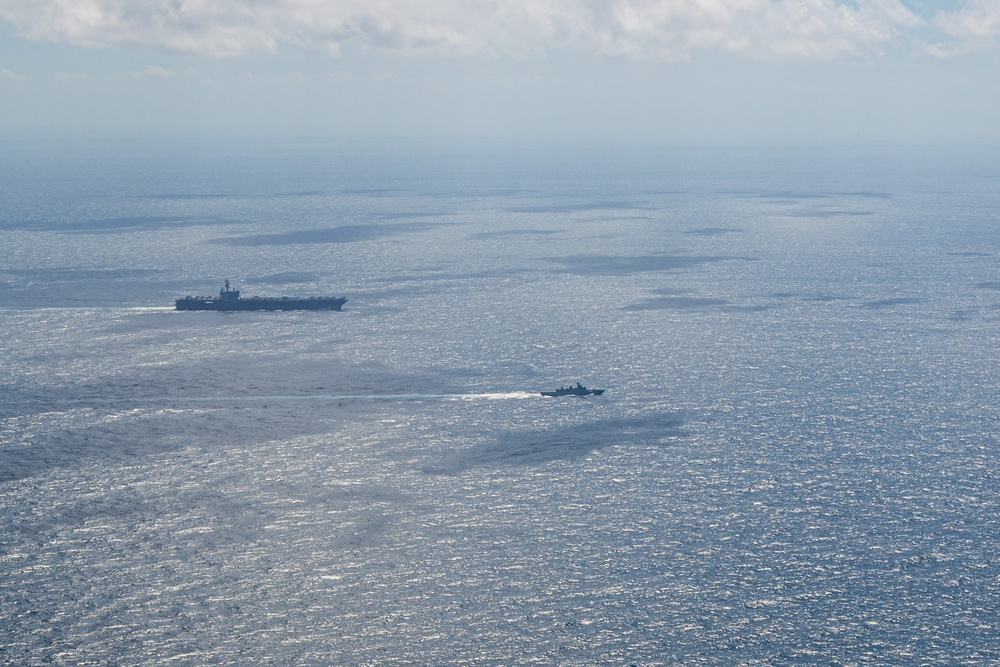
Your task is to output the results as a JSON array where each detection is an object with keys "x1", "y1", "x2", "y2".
[
  {"x1": 540, "y1": 382, "x2": 605, "y2": 397},
  {"x1": 176, "y1": 280, "x2": 347, "y2": 311}
]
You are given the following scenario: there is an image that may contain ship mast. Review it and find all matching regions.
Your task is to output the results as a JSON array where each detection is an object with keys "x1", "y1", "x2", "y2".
[{"x1": 219, "y1": 279, "x2": 239, "y2": 299}]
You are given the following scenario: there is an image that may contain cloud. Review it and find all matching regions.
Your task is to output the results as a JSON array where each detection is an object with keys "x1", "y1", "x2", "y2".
[
  {"x1": 129, "y1": 65, "x2": 176, "y2": 79},
  {"x1": 1, "y1": 67, "x2": 25, "y2": 80},
  {"x1": 589, "y1": 0, "x2": 922, "y2": 60},
  {"x1": 927, "y1": 0, "x2": 1000, "y2": 56},
  {"x1": 0, "y1": 0, "x2": 929, "y2": 61},
  {"x1": 0, "y1": 0, "x2": 280, "y2": 56}
]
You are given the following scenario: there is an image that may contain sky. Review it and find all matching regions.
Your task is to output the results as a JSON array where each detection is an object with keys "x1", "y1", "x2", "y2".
[{"x1": 0, "y1": 0, "x2": 998, "y2": 144}]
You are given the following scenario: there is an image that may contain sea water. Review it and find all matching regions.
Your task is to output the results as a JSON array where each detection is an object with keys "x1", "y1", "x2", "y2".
[{"x1": 1, "y1": 140, "x2": 999, "y2": 665}]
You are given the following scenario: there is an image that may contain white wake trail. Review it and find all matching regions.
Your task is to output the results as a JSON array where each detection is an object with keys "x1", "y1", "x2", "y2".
[{"x1": 174, "y1": 391, "x2": 538, "y2": 403}]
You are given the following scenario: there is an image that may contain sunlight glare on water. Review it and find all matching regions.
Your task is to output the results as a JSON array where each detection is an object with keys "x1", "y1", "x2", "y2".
[{"x1": 1, "y1": 142, "x2": 999, "y2": 665}]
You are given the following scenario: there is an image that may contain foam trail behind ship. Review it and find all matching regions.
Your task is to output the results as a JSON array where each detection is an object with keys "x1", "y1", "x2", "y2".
[
  {"x1": 3, "y1": 392, "x2": 543, "y2": 417},
  {"x1": 171, "y1": 391, "x2": 539, "y2": 403}
]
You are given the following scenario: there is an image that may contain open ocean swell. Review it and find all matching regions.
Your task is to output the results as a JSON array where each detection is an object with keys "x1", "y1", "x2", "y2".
[{"x1": 1, "y1": 141, "x2": 999, "y2": 665}]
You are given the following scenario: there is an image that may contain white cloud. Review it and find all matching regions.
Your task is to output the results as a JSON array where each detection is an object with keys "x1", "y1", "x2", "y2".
[
  {"x1": 0, "y1": 0, "x2": 927, "y2": 61},
  {"x1": 1, "y1": 66, "x2": 26, "y2": 80},
  {"x1": 130, "y1": 65, "x2": 177, "y2": 79},
  {"x1": 927, "y1": 0, "x2": 1000, "y2": 56},
  {"x1": 584, "y1": 0, "x2": 923, "y2": 60}
]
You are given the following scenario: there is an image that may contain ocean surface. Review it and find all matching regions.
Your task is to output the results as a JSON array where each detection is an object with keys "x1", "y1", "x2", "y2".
[{"x1": 1, "y1": 140, "x2": 999, "y2": 665}]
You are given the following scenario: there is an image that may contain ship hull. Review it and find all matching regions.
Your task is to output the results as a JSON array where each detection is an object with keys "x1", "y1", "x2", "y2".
[
  {"x1": 176, "y1": 297, "x2": 346, "y2": 311},
  {"x1": 540, "y1": 388, "x2": 604, "y2": 397}
]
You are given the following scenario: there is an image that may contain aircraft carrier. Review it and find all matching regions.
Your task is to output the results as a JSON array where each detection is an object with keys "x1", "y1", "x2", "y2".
[{"x1": 175, "y1": 280, "x2": 347, "y2": 311}]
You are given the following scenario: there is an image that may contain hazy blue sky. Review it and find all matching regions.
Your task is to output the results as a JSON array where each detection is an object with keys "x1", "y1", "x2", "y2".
[{"x1": 0, "y1": 0, "x2": 998, "y2": 143}]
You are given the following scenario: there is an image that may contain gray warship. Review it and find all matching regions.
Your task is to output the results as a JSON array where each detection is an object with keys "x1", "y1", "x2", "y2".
[
  {"x1": 176, "y1": 280, "x2": 347, "y2": 311},
  {"x1": 540, "y1": 383, "x2": 605, "y2": 397}
]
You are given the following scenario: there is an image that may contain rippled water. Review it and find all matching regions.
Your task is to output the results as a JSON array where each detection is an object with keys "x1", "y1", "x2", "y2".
[{"x1": 2, "y1": 141, "x2": 999, "y2": 664}]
